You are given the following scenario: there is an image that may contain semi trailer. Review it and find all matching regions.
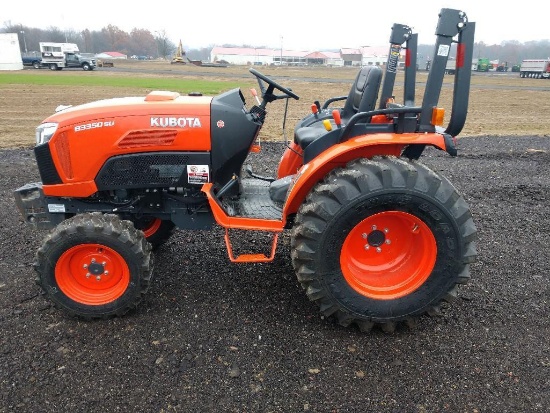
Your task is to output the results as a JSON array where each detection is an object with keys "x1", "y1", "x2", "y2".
[{"x1": 519, "y1": 59, "x2": 550, "y2": 78}]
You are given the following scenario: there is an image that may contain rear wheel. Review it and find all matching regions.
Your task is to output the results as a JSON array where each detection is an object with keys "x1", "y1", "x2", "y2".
[
  {"x1": 32, "y1": 61, "x2": 40, "y2": 69},
  {"x1": 291, "y1": 156, "x2": 477, "y2": 332},
  {"x1": 49, "y1": 63, "x2": 57, "y2": 71},
  {"x1": 34, "y1": 212, "x2": 153, "y2": 319}
]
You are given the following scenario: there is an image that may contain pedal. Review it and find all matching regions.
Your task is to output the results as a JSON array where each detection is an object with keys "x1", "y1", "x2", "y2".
[{"x1": 245, "y1": 165, "x2": 275, "y2": 182}]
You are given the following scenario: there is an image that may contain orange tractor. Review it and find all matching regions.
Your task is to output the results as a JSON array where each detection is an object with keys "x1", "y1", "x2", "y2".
[{"x1": 15, "y1": 9, "x2": 477, "y2": 332}]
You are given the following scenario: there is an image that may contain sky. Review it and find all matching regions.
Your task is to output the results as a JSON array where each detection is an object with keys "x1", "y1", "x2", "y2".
[{"x1": 2, "y1": 1, "x2": 548, "y2": 51}]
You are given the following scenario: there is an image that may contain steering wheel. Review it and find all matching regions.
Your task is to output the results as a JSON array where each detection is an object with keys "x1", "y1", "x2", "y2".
[{"x1": 249, "y1": 68, "x2": 300, "y2": 101}]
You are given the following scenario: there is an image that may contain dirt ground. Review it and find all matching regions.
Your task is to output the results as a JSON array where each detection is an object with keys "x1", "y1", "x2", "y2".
[{"x1": 0, "y1": 65, "x2": 549, "y2": 412}]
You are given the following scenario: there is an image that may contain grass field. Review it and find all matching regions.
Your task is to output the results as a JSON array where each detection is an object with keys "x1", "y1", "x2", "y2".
[{"x1": 1, "y1": 62, "x2": 549, "y2": 148}]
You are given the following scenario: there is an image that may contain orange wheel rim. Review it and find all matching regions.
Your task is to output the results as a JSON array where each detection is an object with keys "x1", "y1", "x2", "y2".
[
  {"x1": 141, "y1": 218, "x2": 161, "y2": 238},
  {"x1": 55, "y1": 244, "x2": 130, "y2": 305},
  {"x1": 340, "y1": 211, "x2": 437, "y2": 300}
]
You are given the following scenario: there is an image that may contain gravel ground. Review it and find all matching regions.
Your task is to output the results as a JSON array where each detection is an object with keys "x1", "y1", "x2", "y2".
[{"x1": 1, "y1": 136, "x2": 549, "y2": 413}]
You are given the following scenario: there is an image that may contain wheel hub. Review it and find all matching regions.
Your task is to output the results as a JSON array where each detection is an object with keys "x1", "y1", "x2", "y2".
[
  {"x1": 366, "y1": 229, "x2": 386, "y2": 247},
  {"x1": 87, "y1": 261, "x2": 105, "y2": 276}
]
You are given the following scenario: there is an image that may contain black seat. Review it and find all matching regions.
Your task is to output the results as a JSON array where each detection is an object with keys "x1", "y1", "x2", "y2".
[
  {"x1": 341, "y1": 65, "x2": 383, "y2": 121},
  {"x1": 294, "y1": 65, "x2": 383, "y2": 150}
]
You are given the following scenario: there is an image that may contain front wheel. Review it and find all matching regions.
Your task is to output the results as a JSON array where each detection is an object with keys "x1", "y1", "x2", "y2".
[
  {"x1": 131, "y1": 217, "x2": 175, "y2": 250},
  {"x1": 34, "y1": 212, "x2": 153, "y2": 319},
  {"x1": 32, "y1": 61, "x2": 41, "y2": 69},
  {"x1": 82, "y1": 63, "x2": 90, "y2": 71},
  {"x1": 290, "y1": 156, "x2": 477, "y2": 332},
  {"x1": 49, "y1": 63, "x2": 57, "y2": 71}
]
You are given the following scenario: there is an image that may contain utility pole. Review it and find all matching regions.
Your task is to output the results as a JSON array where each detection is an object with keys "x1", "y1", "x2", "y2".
[
  {"x1": 20, "y1": 30, "x2": 28, "y2": 54},
  {"x1": 280, "y1": 36, "x2": 283, "y2": 65}
]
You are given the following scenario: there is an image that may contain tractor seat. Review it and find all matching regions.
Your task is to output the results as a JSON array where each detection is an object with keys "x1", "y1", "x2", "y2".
[
  {"x1": 340, "y1": 65, "x2": 383, "y2": 121},
  {"x1": 294, "y1": 65, "x2": 382, "y2": 150}
]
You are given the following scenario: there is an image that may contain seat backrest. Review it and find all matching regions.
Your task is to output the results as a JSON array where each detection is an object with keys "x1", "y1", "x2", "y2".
[{"x1": 341, "y1": 65, "x2": 383, "y2": 120}]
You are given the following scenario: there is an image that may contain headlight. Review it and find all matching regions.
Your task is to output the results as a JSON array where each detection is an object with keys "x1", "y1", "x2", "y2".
[{"x1": 35, "y1": 122, "x2": 58, "y2": 145}]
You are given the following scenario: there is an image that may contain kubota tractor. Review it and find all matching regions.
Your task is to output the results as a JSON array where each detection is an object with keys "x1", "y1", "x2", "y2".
[{"x1": 15, "y1": 8, "x2": 477, "y2": 333}]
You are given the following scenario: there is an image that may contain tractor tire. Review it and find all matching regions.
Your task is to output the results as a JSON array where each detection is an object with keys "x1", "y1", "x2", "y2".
[
  {"x1": 131, "y1": 217, "x2": 175, "y2": 250},
  {"x1": 34, "y1": 212, "x2": 153, "y2": 319},
  {"x1": 290, "y1": 156, "x2": 477, "y2": 332}
]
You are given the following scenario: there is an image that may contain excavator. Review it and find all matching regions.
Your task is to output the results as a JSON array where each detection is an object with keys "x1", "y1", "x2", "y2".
[
  {"x1": 170, "y1": 40, "x2": 187, "y2": 64},
  {"x1": 171, "y1": 39, "x2": 228, "y2": 67}
]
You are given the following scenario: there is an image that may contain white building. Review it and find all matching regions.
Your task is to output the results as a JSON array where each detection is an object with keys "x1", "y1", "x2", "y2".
[
  {"x1": 0, "y1": 33, "x2": 24, "y2": 70},
  {"x1": 209, "y1": 46, "x2": 397, "y2": 67}
]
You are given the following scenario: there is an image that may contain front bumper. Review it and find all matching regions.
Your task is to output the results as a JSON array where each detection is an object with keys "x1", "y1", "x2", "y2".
[{"x1": 14, "y1": 182, "x2": 65, "y2": 230}]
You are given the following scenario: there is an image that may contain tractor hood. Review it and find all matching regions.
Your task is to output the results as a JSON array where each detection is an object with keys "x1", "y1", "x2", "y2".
[
  {"x1": 34, "y1": 91, "x2": 214, "y2": 196},
  {"x1": 44, "y1": 92, "x2": 213, "y2": 126}
]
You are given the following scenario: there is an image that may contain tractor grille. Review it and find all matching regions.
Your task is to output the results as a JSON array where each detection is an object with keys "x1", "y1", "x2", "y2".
[
  {"x1": 34, "y1": 144, "x2": 62, "y2": 184},
  {"x1": 95, "y1": 152, "x2": 210, "y2": 190},
  {"x1": 54, "y1": 132, "x2": 73, "y2": 178}
]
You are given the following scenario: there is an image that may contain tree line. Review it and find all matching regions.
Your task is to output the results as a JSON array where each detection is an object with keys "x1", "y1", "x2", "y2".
[
  {"x1": 2, "y1": 22, "x2": 550, "y2": 64},
  {"x1": 1, "y1": 23, "x2": 212, "y2": 60}
]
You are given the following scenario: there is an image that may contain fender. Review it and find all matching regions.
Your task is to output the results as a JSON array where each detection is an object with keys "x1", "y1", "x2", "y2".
[
  {"x1": 277, "y1": 142, "x2": 304, "y2": 179},
  {"x1": 282, "y1": 132, "x2": 448, "y2": 216}
]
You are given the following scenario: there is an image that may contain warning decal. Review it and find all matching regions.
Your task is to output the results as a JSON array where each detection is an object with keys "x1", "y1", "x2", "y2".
[
  {"x1": 437, "y1": 44, "x2": 450, "y2": 57},
  {"x1": 187, "y1": 165, "x2": 210, "y2": 185}
]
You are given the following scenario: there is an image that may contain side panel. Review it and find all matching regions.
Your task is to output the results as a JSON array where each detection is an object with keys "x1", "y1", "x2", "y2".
[
  {"x1": 95, "y1": 152, "x2": 211, "y2": 190},
  {"x1": 210, "y1": 89, "x2": 262, "y2": 187}
]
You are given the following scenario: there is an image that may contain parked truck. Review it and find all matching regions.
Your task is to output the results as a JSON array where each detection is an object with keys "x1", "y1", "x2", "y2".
[
  {"x1": 39, "y1": 42, "x2": 96, "y2": 71},
  {"x1": 519, "y1": 59, "x2": 550, "y2": 78},
  {"x1": 21, "y1": 53, "x2": 42, "y2": 69}
]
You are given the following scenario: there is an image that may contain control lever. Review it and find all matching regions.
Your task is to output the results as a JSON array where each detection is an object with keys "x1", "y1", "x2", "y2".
[
  {"x1": 332, "y1": 110, "x2": 342, "y2": 127},
  {"x1": 311, "y1": 103, "x2": 319, "y2": 115},
  {"x1": 250, "y1": 88, "x2": 261, "y2": 105}
]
